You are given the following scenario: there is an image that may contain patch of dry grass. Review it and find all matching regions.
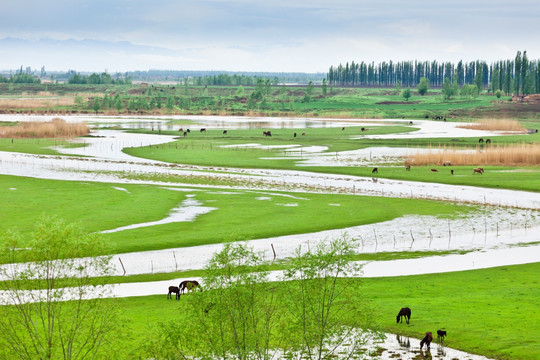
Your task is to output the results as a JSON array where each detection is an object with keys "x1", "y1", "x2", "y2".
[
  {"x1": 0, "y1": 118, "x2": 90, "y2": 138},
  {"x1": 0, "y1": 97, "x2": 76, "y2": 109},
  {"x1": 457, "y1": 119, "x2": 526, "y2": 132},
  {"x1": 407, "y1": 143, "x2": 540, "y2": 166}
]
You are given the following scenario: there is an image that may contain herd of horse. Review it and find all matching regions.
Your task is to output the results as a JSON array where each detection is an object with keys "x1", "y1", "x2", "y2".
[{"x1": 396, "y1": 307, "x2": 447, "y2": 351}]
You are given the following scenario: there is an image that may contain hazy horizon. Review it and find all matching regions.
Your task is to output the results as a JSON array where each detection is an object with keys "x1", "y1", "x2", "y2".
[{"x1": 1, "y1": 0, "x2": 539, "y2": 73}]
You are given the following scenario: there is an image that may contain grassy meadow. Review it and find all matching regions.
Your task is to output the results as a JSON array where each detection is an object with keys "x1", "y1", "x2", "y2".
[
  {"x1": 0, "y1": 174, "x2": 471, "y2": 254},
  {"x1": 102, "y1": 262, "x2": 540, "y2": 360}
]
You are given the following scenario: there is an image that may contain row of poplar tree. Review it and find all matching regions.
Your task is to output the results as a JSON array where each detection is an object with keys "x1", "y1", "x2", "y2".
[{"x1": 328, "y1": 51, "x2": 540, "y2": 95}]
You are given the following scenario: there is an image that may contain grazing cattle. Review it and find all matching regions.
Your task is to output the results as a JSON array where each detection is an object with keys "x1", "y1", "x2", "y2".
[
  {"x1": 485, "y1": 138, "x2": 491, "y2": 144},
  {"x1": 179, "y1": 280, "x2": 201, "y2": 294},
  {"x1": 372, "y1": 167, "x2": 378, "y2": 174},
  {"x1": 437, "y1": 329, "x2": 447, "y2": 342},
  {"x1": 443, "y1": 161, "x2": 451, "y2": 166},
  {"x1": 302, "y1": 132, "x2": 306, "y2": 136},
  {"x1": 167, "y1": 286, "x2": 180, "y2": 300},
  {"x1": 420, "y1": 332, "x2": 433, "y2": 350},
  {"x1": 294, "y1": 133, "x2": 297, "y2": 137},
  {"x1": 451, "y1": 169, "x2": 454, "y2": 175},
  {"x1": 223, "y1": 130, "x2": 228, "y2": 135},
  {"x1": 396, "y1": 307, "x2": 411, "y2": 324},
  {"x1": 431, "y1": 168, "x2": 438, "y2": 172},
  {"x1": 473, "y1": 167, "x2": 484, "y2": 174},
  {"x1": 183, "y1": 131, "x2": 187, "y2": 137},
  {"x1": 479, "y1": 138, "x2": 484, "y2": 143},
  {"x1": 405, "y1": 164, "x2": 411, "y2": 171},
  {"x1": 200, "y1": 128, "x2": 206, "y2": 133}
]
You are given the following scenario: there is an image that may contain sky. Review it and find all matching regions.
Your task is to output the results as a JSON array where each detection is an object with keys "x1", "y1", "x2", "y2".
[{"x1": 1, "y1": 0, "x2": 539, "y2": 73}]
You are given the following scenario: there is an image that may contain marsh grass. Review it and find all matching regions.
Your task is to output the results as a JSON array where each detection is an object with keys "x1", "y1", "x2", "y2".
[
  {"x1": 0, "y1": 97, "x2": 76, "y2": 109},
  {"x1": 457, "y1": 118, "x2": 526, "y2": 132},
  {"x1": 0, "y1": 118, "x2": 89, "y2": 138},
  {"x1": 407, "y1": 143, "x2": 540, "y2": 166}
]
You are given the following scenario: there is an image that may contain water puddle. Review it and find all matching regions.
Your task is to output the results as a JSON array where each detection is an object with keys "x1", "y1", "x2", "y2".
[{"x1": 101, "y1": 195, "x2": 216, "y2": 234}]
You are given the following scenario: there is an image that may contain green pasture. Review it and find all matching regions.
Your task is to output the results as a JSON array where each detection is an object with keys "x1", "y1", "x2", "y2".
[
  {"x1": 0, "y1": 137, "x2": 87, "y2": 155},
  {"x1": 99, "y1": 262, "x2": 540, "y2": 359},
  {"x1": 0, "y1": 174, "x2": 471, "y2": 254},
  {"x1": 122, "y1": 126, "x2": 540, "y2": 192}
]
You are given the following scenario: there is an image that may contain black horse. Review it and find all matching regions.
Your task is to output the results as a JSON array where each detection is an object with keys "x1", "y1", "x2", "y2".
[
  {"x1": 420, "y1": 331, "x2": 433, "y2": 350},
  {"x1": 179, "y1": 280, "x2": 201, "y2": 294},
  {"x1": 396, "y1": 307, "x2": 411, "y2": 324},
  {"x1": 437, "y1": 329, "x2": 447, "y2": 342},
  {"x1": 167, "y1": 286, "x2": 180, "y2": 300}
]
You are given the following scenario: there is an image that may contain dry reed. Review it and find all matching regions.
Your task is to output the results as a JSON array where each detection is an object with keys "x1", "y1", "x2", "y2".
[
  {"x1": 0, "y1": 97, "x2": 76, "y2": 109},
  {"x1": 0, "y1": 118, "x2": 90, "y2": 138},
  {"x1": 407, "y1": 143, "x2": 540, "y2": 166},
  {"x1": 457, "y1": 119, "x2": 526, "y2": 132}
]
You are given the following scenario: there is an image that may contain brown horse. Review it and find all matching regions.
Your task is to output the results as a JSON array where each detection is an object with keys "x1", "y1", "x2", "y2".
[
  {"x1": 473, "y1": 167, "x2": 484, "y2": 174},
  {"x1": 372, "y1": 167, "x2": 378, "y2": 174},
  {"x1": 437, "y1": 329, "x2": 447, "y2": 342},
  {"x1": 179, "y1": 280, "x2": 201, "y2": 294},
  {"x1": 167, "y1": 286, "x2": 180, "y2": 300},
  {"x1": 396, "y1": 307, "x2": 411, "y2": 324},
  {"x1": 420, "y1": 332, "x2": 433, "y2": 350}
]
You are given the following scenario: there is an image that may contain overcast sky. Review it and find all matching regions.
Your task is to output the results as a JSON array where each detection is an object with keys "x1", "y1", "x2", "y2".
[{"x1": 1, "y1": 0, "x2": 539, "y2": 73}]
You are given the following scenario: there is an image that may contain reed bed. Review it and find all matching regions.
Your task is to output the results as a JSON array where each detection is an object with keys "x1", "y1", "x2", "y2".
[
  {"x1": 406, "y1": 143, "x2": 540, "y2": 166},
  {"x1": 0, "y1": 97, "x2": 75, "y2": 109},
  {"x1": 0, "y1": 118, "x2": 90, "y2": 138},
  {"x1": 457, "y1": 118, "x2": 526, "y2": 132}
]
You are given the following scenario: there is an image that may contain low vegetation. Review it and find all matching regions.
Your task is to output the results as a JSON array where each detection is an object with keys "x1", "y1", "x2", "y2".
[
  {"x1": 407, "y1": 143, "x2": 540, "y2": 166},
  {"x1": 0, "y1": 117, "x2": 89, "y2": 138},
  {"x1": 457, "y1": 118, "x2": 527, "y2": 132}
]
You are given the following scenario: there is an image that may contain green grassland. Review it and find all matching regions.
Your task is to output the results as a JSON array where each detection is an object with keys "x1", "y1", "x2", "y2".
[
  {"x1": 123, "y1": 126, "x2": 540, "y2": 192},
  {"x1": 102, "y1": 262, "x2": 540, "y2": 359},
  {"x1": 0, "y1": 137, "x2": 88, "y2": 155},
  {"x1": 0, "y1": 174, "x2": 472, "y2": 254}
]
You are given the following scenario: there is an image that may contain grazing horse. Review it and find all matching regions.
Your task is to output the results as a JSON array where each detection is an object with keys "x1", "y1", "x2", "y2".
[
  {"x1": 372, "y1": 167, "x2": 378, "y2": 174},
  {"x1": 167, "y1": 286, "x2": 180, "y2": 300},
  {"x1": 409, "y1": 121, "x2": 413, "y2": 125},
  {"x1": 302, "y1": 132, "x2": 306, "y2": 136},
  {"x1": 479, "y1": 138, "x2": 484, "y2": 143},
  {"x1": 342, "y1": 127, "x2": 345, "y2": 131},
  {"x1": 430, "y1": 168, "x2": 438, "y2": 172},
  {"x1": 187, "y1": 129, "x2": 190, "y2": 133},
  {"x1": 200, "y1": 128, "x2": 206, "y2": 133},
  {"x1": 294, "y1": 133, "x2": 297, "y2": 137},
  {"x1": 183, "y1": 131, "x2": 187, "y2": 137},
  {"x1": 361, "y1": 127, "x2": 366, "y2": 131},
  {"x1": 179, "y1": 280, "x2": 201, "y2": 294},
  {"x1": 223, "y1": 130, "x2": 228, "y2": 135},
  {"x1": 396, "y1": 307, "x2": 411, "y2": 324},
  {"x1": 405, "y1": 164, "x2": 411, "y2": 171},
  {"x1": 420, "y1": 332, "x2": 433, "y2": 350},
  {"x1": 263, "y1": 131, "x2": 272, "y2": 137},
  {"x1": 485, "y1": 138, "x2": 491, "y2": 144},
  {"x1": 437, "y1": 329, "x2": 447, "y2": 342},
  {"x1": 451, "y1": 169, "x2": 454, "y2": 175},
  {"x1": 473, "y1": 167, "x2": 484, "y2": 174},
  {"x1": 179, "y1": 127, "x2": 183, "y2": 132}
]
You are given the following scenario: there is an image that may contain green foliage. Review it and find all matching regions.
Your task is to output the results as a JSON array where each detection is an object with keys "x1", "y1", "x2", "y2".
[
  {"x1": 152, "y1": 239, "x2": 376, "y2": 359},
  {"x1": 92, "y1": 97, "x2": 101, "y2": 113},
  {"x1": 442, "y1": 77, "x2": 455, "y2": 100},
  {"x1": 235, "y1": 85, "x2": 245, "y2": 96},
  {"x1": 0, "y1": 217, "x2": 118, "y2": 360},
  {"x1": 402, "y1": 87, "x2": 411, "y2": 101},
  {"x1": 495, "y1": 89, "x2": 502, "y2": 99},
  {"x1": 416, "y1": 77, "x2": 429, "y2": 96},
  {"x1": 322, "y1": 78, "x2": 327, "y2": 97}
]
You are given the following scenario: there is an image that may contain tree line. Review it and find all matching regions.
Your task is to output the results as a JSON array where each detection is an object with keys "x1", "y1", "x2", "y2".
[
  {"x1": 328, "y1": 51, "x2": 540, "y2": 95},
  {"x1": 67, "y1": 71, "x2": 132, "y2": 85}
]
